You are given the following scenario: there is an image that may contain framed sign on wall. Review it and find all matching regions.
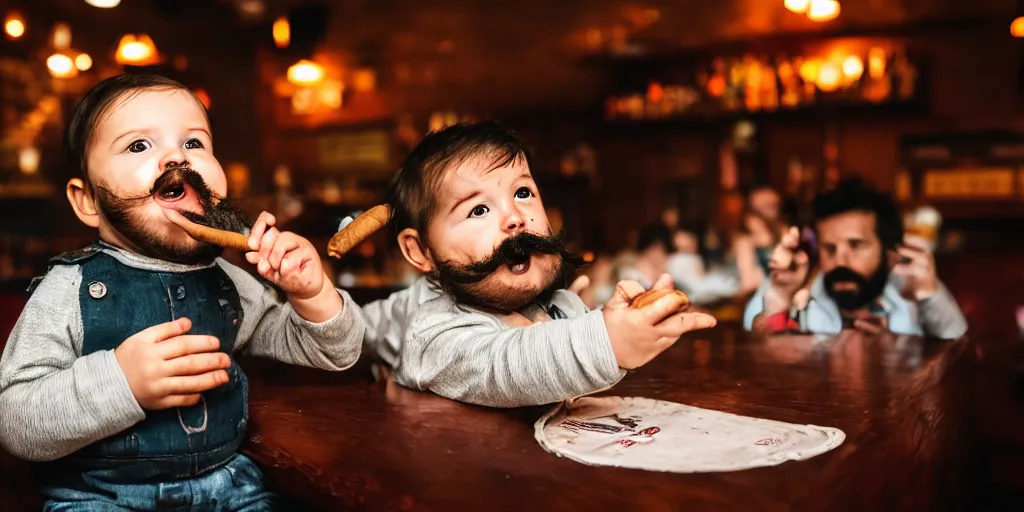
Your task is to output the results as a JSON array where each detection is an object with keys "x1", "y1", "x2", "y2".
[
  {"x1": 316, "y1": 129, "x2": 392, "y2": 173},
  {"x1": 901, "y1": 132, "x2": 1024, "y2": 218}
]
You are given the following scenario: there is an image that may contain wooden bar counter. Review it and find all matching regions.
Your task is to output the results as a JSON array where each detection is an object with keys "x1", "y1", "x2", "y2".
[{"x1": 241, "y1": 324, "x2": 979, "y2": 511}]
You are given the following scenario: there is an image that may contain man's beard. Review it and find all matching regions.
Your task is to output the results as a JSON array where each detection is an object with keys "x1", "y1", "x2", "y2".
[
  {"x1": 823, "y1": 262, "x2": 890, "y2": 312},
  {"x1": 430, "y1": 230, "x2": 583, "y2": 314},
  {"x1": 93, "y1": 164, "x2": 251, "y2": 265}
]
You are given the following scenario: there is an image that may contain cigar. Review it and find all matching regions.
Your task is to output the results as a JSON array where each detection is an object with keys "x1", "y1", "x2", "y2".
[
  {"x1": 327, "y1": 204, "x2": 391, "y2": 259},
  {"x1": 171, "y1": 212, "x2": 251, "y2": 251},
  {"x1": 629, "y1": 289, "x2": 691, "y2": 312}
]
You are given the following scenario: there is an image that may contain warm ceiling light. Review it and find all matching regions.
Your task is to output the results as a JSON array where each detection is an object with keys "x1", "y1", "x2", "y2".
[
  {"x1": 4, "y1": 12, "x2": 25, "y2": 39},
  {"x1": 807, "y1": 0, "x2": 840, "y2": 22},
  {"x1": 318, "y1": 82, "x2": 343, "y2": 109},
  {"x1": 18, "y1": 147, "x2": 40, "y2": 175},
  {"x1": 52, "y1": 22, "x2": 71, "y2": 50},
  {"x1": 287, "y1": 59, "x2": 324, "y2": 85},
  {"x1": 353, "y1": 68, "x2": 376, "y2": 91},
  {"x1": 816, "y1": 61, "x2": 841, "y2": 92},
  {"x1": 272, "y1": 16, "x2": 290, "y2": 48},
  {"x1": 238, "y1": 0, "x2": 265, "y2": 17},
  {"x1": 867, "y1": 47, "x2": 886, "y2": 78},
  {"x1": 798, "y1": 59, "x2": 820, "y2": 83},
  {"x1": 841, "y1": 55, "x2": 863, "y2": 80},
  {"x1": 75, "y1": 53, "x2": 93, "y2": 71},
  {"x1": 85, "y1": 0, "x2": 121, "y2": 8},
  {"x1": 784, "y1": 0, "x2": 811, "y2": 13},
  {"x1": 116, "y1": 34, "x2": 160, "y2": 65},
  {"x1": 1012, "y1": 17, "x2": 1024, "y2": 37},
  {"x1": 47, "y1": 53, "x2": 77, "y2": 79}
]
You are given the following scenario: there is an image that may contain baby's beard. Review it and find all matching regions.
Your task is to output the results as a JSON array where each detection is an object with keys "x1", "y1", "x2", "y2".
[{"x1": 92, "y1": 169, "x2": 250, "y2": 265}]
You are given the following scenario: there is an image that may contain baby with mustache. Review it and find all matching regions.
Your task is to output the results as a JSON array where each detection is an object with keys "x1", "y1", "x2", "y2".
[
  {"x1": 0, "y1": 74, "x2": 365, "y2": 510},
  {"x1": 372, "y1": 122, "x2": 717, "y2": 407}
]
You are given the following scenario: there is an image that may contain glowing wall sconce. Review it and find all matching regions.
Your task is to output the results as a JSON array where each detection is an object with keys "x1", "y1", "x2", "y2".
[
  {"x1": 1012, "y1": 17, "x2": 1024, "y2": 37},
  {"x1": 784, "y1": 0, "x2": 810, "y2": 13},
  {"x1": 287, "y1": 59, "x2": 325, "y2": 85},
  {"x1": 115, "y1": 34, "x2": 160, "y2": 66},
  {"x1": 18, "y1": 147, "x2": 40, "y2": 175},
  {"x1": 47, "y1": 53, "x2": 78, "y2": 79},
  {"x1": 273, "y1": 16, "x2": 290, "y2": 48},
  {"x1": 75, "y1": 53, "x2": 92, "y2": 71},
  {"x1": 807, "y1": 0, "x2": 840, "y2": 22},
  {"x1": 4, "y1": 12, "x2": 25, "y2": 39},
  {"x1": 85, "y1": 0, "x2": 122, "y2": 8},
  {"x1": 52, "y1": 22, "x2": 71, "y2": 49}
]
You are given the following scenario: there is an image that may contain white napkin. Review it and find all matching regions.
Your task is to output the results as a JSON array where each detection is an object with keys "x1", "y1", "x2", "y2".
[{"x1": 535, "y1": 396, "x2": 845, "y2": 473}]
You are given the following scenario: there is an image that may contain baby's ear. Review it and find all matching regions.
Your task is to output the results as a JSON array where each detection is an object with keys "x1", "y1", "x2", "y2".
[
  {"x1": 66, "y1": 178, "x2": 100, "y2": 228},
  {"x1": 397, "y1": 228, "x2": 433, "y2": 273}
]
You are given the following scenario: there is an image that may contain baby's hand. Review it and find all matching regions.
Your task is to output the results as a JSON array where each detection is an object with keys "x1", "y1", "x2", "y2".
[
  {"x1": 245, "y1": 211, "x2": 325, "y2": 299},
  {"x1": 601, "y1": 274, "x2": 717, "y2": 369},
  {"x1": 114, "y1": 318, "x2": 231, "y2": 410}
]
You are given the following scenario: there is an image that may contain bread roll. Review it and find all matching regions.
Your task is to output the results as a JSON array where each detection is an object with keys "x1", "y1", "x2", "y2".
[{"x1": 629, "y1": 289, "x2": 691, "y2": 312}]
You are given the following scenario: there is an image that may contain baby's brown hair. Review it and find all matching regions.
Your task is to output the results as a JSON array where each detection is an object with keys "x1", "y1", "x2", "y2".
[{"x1": 385, "y1": 121, "x2": 531, "y2": 245}]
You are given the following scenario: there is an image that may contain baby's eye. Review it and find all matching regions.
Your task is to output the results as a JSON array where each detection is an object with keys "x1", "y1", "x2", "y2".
[
  {"x1": 127, "y1": 140, "x2": 150, "y2": 153},
  {"x1": 469, "y1": 205, "x2": 489, "y2": 218},
  {"x1": 514, "y1": 187, "x2": 533, "y2": 200},
  {"x1": 183, "y1": 138, "x2": 204, "y2": 149}
]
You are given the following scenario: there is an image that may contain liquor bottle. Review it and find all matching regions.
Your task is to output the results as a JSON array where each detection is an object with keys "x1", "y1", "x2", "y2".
[
  {"x1": 724, "y1": 58, "x2": 744, "y2": 112},
  {"x1": 762, "y1": 59, "x2": 779, "y2": 111},
  {"x1": 892, "y1": 47, "x2": 917, "y2": 100},
  {"x1": 707, "y1": 58, "x2": 728, "y2": 110},
  {"x1": 777, "y1": 57, "x2": 801, "y2": 108},
  {"x1": 743, "y1": 56, "x2": 762, "y2": 112}
]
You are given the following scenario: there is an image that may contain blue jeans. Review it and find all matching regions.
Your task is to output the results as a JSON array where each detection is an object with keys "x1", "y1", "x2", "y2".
[{"x1": 41, "y1": 454, "x2": 283, "y2": 511}]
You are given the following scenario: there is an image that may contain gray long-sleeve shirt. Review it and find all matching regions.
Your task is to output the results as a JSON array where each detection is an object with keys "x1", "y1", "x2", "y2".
[
  {"x1": 0, "y1": 245, "x2": 365, "y2": 461},
  {"x1": 393, "y1": 287, "x2": 626, "y2": 408},
  {"x1": 361, "y1": 277, "x2": 440, "y2": 368}
]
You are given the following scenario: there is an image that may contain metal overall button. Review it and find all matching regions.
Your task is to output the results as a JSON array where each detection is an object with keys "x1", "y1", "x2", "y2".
[
  {"x1": 87, "y1": 281, "x2": 107, "y2": 299},
  {"x1": 219, "y1": 298, "x2": 239, "y2": 326},
  {"x1": 171, "y1": 284, "x2": 187, "y2": 301}
]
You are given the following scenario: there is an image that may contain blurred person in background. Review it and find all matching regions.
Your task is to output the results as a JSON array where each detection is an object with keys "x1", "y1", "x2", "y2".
[
  {"x1": 732, "y1": 186, "x2": 787, "y2": 295},
  {"x1": 660, "y1": 206, "x2": 680, "y2": 232},
  {"x1": 576, "y1": 253, "x2": 615, "y2": 310},
  {"x1": 615, "y1": 223, "x2": 675, "y2": 289},
  {"x1": 667, "y1": 229, "x2": 739, "y2": 306}
]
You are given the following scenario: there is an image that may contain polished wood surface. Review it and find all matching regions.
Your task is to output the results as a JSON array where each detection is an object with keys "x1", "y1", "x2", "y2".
[
  {"x1": 0, "y1": 249, "x2": 1011, "y2": 510},
  {"x1": 241, "y1": 324, "x2": 978, "y2": 511}
]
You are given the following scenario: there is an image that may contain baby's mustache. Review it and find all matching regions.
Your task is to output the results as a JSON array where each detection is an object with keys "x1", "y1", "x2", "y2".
[
  {"x1": 150, "y1": 164, "x2": 217, "y2": 200},
  {"x1": 146, "y1": 164, "x2": 251, "y2": 234},
  {"x1": 438, "y1": 231, "x2": 575, "y2": 285},
  {"x1": 466, "y1": 232, "x2": 568, "y2": 271}
]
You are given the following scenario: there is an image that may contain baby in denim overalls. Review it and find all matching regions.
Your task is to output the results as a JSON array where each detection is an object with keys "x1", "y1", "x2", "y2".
[{"x1": 0, "y1": 74, "x2": 366, "y2": 510}]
